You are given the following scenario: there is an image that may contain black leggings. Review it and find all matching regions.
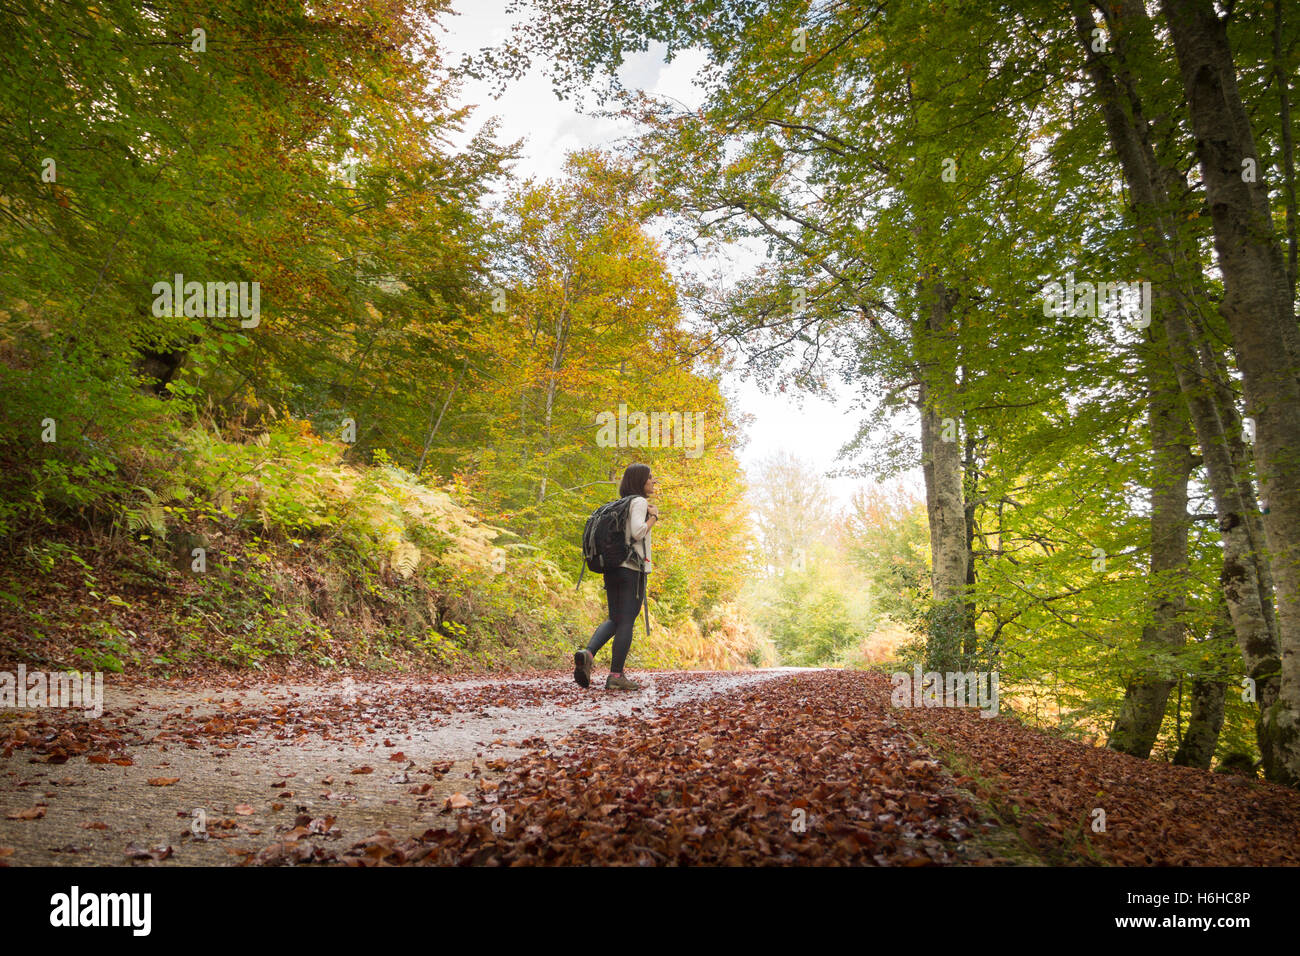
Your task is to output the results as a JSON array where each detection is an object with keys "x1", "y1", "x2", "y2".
[{"x1": 586, "y1": 567, "x2": 643, "y2": 672}]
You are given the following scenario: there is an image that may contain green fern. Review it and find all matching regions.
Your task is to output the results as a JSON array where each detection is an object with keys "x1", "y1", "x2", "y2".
[{"x1": 124, "y1": 487, "x2": 166, "y2": 536}]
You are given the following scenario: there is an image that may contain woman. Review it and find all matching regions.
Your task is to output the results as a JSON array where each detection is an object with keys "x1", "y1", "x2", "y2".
[{"x1": 573, "y1": 463, "x2": 659, "y2": 691}]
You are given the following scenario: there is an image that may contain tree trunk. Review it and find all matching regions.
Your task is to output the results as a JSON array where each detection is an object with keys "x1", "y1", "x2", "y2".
[
  {"x1": 1273, "y1": 0, "x2": 1298, "y2": 299},
  {"x1": 1173, "y1": 599, "x2": 1233, "y2": 769},
  {"x1": 916, "y1": 279, "x2": 970, "y2": 670},
  {"x1": 963, "y1": 428, "x2": 979, "y2": 660},
  {"x1": 1160, "y1": 0, "x2": 1300, "y2": 785},
  {"x1": 1072, "y1": 0, "x2": 1286, "y2": 779},
  {"x1": 416, "y1": 357, "x2": 469, "y2": 476},
  {"x1": 1108, "y1": 332, "x2": 1195, "y2": 758},
  {"x1": 537, "y1": 278, "x2": 572, "y2": 505}
]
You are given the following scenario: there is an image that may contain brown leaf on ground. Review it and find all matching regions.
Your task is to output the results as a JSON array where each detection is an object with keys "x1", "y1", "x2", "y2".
[
  {"x1": 6, "y1": 806, "x2": 46, "y2": 820},
  {"x1": 889, "y1": 673, "x2": 1300, "y2": 866}
]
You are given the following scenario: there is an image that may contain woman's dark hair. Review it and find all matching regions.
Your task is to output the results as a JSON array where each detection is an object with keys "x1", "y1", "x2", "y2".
[{"x1": 619, "y1": 463, "x2": 652, "y2": 498}]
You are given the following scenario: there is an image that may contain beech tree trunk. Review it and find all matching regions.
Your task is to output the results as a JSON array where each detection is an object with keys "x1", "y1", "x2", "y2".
[
  {"x1": 1160, "y1": 0, "x2": 1300, "y2": 785},
  {"x1": 916, "y1": 279, "x2": 971, "y2": 671},
  {"x1": 1173, "y1": 599, "x2": 1233, "y2": 769},
  {"x1": 1072, "y1": 0, "x2": 1286, "y2": 779},
  {"x1": 963, "y1": 429, "x2": 980, "y2": 661},
  {"x1": 1108, "y1": 334, "x2": 1194, "y2": 758}
]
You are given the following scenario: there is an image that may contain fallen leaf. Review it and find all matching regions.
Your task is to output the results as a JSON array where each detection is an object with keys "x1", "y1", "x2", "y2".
[{"x1": 6, "y1": 806, "x2": 46, "y2": 820}]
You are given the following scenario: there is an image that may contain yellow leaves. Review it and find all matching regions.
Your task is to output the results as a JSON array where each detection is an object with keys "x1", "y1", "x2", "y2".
[
  {"x1": 332, "y1": 464, "x2": 507, "y2": 578},
  {"x1": 178, "y1": 420, "x2": 518, "y2": 580},
  {"x1": 390, "y1": 541, "x2": 421, "y2": 578}
]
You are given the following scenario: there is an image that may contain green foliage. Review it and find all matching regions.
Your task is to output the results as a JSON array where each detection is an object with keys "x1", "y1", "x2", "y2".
[
  {"x1": 0, "y1": 0, "x2": 754, "y2": 678},
  {"x1": 846, "y1": 486, "x2": 931, "y2": 635},
  {"x1": 474, "y1": 0, "x2": 1298, "y2": 768},
  {"x1": 744, "y1": 544, "x2": 871, "y2": 668},
  {"x1": 4, "y1": 0, "x2": 1296, "y2": 794}
]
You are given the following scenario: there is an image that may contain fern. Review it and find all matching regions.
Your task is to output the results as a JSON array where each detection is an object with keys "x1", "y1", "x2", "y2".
[
  {"x1": 390, "y1": 541, "x2": 421, "y2": 578},
  {"x1": 124, "y1": 487, "x2": 166, "y2": 536}
]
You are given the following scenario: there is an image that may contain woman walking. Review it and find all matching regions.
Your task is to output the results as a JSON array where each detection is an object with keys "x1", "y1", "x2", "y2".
[{"x1": 573, "y1": 463, "x2": 658, "y2": 691}]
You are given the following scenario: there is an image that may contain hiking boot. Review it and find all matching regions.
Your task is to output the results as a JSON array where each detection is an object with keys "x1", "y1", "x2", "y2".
[
  {"x1": 573, "y1": 649, "x2": 593, "y2": 688},
  {"x1": 605, "y1": 673, "x2": 641, "y2": 691}
]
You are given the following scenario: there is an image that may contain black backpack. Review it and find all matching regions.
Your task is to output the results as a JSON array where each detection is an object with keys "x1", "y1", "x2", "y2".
[
  {"x1": 576, "y1": 495, "x2": 651, "y2": 636},
  {"x1": 580, "y1": 495, "x2": 643, "y2": 577}
]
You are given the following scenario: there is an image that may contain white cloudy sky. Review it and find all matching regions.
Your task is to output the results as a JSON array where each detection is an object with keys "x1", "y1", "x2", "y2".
[{"x1": 438, "y1": 0, "x2": 878, "y2": 507}]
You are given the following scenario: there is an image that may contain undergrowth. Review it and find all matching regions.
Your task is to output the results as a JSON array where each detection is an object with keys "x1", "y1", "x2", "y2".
[{"x1": 0, "y1": 417, "x2": 763, "y2": 676}]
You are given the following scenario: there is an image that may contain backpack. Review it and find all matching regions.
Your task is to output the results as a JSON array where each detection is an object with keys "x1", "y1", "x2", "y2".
[
  {"x1": 579, "y1": 495, "x2": 644, "y2": 577},
  {"x1": 577, "y1": 495, "x2": 651, "y2": 636}
]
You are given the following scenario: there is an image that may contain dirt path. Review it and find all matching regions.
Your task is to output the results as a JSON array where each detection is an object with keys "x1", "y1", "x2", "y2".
[
  {"x1": 0, "y1": 668, "x2": 813, "y2": 865},
  {"x1": 9, "y1": 667, "x2": 1295, "y2": 867}
]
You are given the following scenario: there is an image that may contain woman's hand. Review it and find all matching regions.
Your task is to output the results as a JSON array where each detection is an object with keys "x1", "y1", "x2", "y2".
[{"x1": 647, "y1": 503, "x2": 660, "y2": 520}]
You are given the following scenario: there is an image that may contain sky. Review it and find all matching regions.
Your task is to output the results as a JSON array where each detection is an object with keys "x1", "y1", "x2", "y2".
[{"x1": 439, "y1": 0, "x2": 874, "y2": 507}]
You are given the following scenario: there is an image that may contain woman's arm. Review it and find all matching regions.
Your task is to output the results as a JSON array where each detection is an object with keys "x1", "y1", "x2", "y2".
[{"x1": 628, "y1": 496, "x2": 652, "y2": 541}]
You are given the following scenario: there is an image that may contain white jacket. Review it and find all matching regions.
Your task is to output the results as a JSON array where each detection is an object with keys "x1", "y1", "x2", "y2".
[{"x1": 622, "y1": 495, "x2": 653, "y2": 573}]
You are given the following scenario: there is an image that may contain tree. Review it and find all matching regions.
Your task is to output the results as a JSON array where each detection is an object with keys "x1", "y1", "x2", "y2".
[
  {"x1": 1157, "y1": 0, "x2": 1300, "y2": 784},
  {"x1": 748, "y1": 451, "x2": 834, "y2": 575}
]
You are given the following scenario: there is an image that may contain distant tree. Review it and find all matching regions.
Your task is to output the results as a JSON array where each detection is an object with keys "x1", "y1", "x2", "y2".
[
  {"x1": 845, "y1": 484, "x2": 930, "y2": 634},
  {"x1": 749, "y1": 452, "x2": 834, "y2": 577}
]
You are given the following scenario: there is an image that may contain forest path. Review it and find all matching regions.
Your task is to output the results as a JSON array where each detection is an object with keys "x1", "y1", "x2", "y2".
[
  {"x1": 4, "y1": 668, "x2": 1300, "y2": 866},
  {"x1": 0, "y1": 668, "x2": 813, "y2": 865}
]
